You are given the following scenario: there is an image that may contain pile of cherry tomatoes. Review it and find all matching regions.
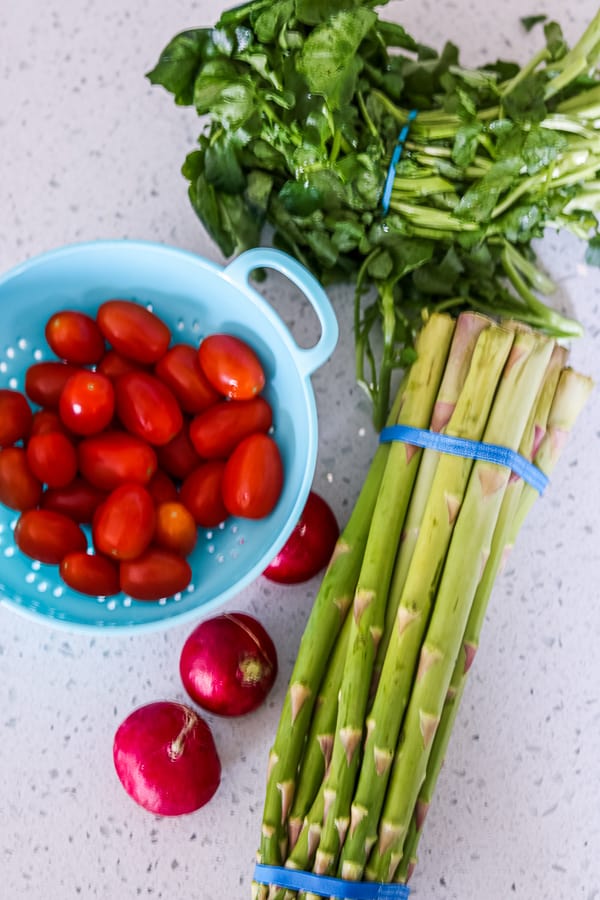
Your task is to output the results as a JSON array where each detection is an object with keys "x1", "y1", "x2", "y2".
[{"x1": 0, "y1": 300, "x2": 283, "y2": 601}]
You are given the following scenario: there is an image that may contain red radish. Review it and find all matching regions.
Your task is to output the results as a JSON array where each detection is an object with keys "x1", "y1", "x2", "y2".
[
  {"x1": 263, "y1": 490, "x2": 340, "y2": 584},
  {"x1": 113, "y1": 701, "x2": 221, "y2": 816},
  {"x1": 180, "y1": 613, "x2": 278, "y2": 717}
]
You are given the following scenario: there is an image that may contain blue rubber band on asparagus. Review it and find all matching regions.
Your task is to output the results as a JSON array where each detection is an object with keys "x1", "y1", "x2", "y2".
[
  {"x1": 253, "y1": 864, "x2": 410, "y2": 899},
  {"x1": 379, "y1": 425, "x2": 548, "y2": 495},
  {"x1": 381, "y1": 109, "x2": 418, "y2": 215}
]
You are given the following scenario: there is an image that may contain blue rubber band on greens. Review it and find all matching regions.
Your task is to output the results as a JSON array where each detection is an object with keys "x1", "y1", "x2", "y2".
[
  {"x1": 379, "y1": 425, "x2": 548, "y2": 494},
  {"x1": 253, "y1": 864, "x2": 410, "y2": 899},
  {"x1": 381, "y1": 109, "x2": 418, "y2": 215}
]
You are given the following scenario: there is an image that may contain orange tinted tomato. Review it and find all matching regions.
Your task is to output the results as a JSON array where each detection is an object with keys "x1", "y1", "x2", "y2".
[
  {"x1": 179, "y1": 461, "x2": 228, "y2": 528},
  {"x1": 92, "y1": 483, "x2": 156, "y2": 561},
  {"x1": 222, "y1": 434, "x2": 283, "y2": 519},
  {"x1": 97, "y1": 299, "x2": 171, "y2": 364},
  {"x1": 189, "y1": 396, "x2": 272, "y2": 459},
  {"x1": 115, "y1": 371, "x2": 183, "y2": 446},
  {"x1": 154, "y1": 502, "x2": 198, "y2": 556},
  {"x1": 45, "y1": 310, "x2": 105, "y2": 365},
  {"x1": 155, "y1": 344, "x2": 220, "y2": 414},
  {"x1": 60, "y1": 551, "x2": 120, "y2": 597},
  {"x1": 59, "y1": 370, "x2": 115, "y2": 435},
  {"x1": 25, "y1": 362, "x2": 80, "y2": 409},
  {"x1": 26, "y1": 432, "x2": 78, "y2": 488},
  {"x1": 14, "y1": 509, "x2": 87, "y2": 564},
  {"x1": 198, "y1": 333, "x2": 266, "y2": 400},
  {"x1": 0, "y1": 447, "x2": 43, "y2": 511},
  {"x1": 78, "y1": 432, "x2": 157, "y2": 490},
  {"x1": 41, "y1": 477, "x2": 107, "y2": 524},
  {"x1": 0, "y1": 390, "x2": 33, "y2": 446},
  {"x1": 120, "y1": 549, "x2": 192, "y2": 601}
]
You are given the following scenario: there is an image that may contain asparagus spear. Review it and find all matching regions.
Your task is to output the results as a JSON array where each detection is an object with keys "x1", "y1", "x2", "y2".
[
  {"x1": 275, "y1": 314, "x2": 455, "y2": 900},
  {"x1": 338, "y1": 321, "x2": 515, "y2": 881},
  {"x1": 365, "y1": 328, "x2": 554, "y2": 883},
  {"x1": 394, "y1": 342, "x2": 570, "y2": 883}
]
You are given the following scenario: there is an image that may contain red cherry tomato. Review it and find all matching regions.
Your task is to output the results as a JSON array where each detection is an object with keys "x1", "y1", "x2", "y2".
[
  {"x1": 146, "y1": 469, "x2": 179, "y2": 505},
  {"x1": 0, "y1": 447, "x2": 43, "y2": 511},
  {"x1": 14, "y1": 509, "x2": 87, "y2": 564},
  {"x1": 45, "y1": 310, "x2": 106, "y2": 365},
  {"x1": 179, "y1": 462, "x2": 228, "y2": 527},
  {"x1": 115, "y1": 371, "x2": 183, "y2": 446},
  {"x1": 97, "y1": 299, "x2": 171, "y2": 364},
  {"x1": 26, "y1": 432, "x2": 78, "y2": 488},
  {"x1": 97, "y1": 350, "x2": 149, "y2": 379},
  {"x1": 92, "y1": 483, "x2": 155, "y2": 560},
  {"x1": 78, "y1": 432, "x2": 157, "y2": 490},
  {"x1": 222, "y1": 434, "x2": 283, "y2": 519},
  {"x1": 198, "y1": 334, "x2": 266, "y2": 400},
  {"x1": 189, "y1": 396, "x2": 273, "y2": 459},
  {"x1": 41, "y1": 477, "x2": 107, "y2": 524},
  {"x1": 155, "y1": 344, "x2": 221, "y2": 414},
  {"x1": 25, "y1": 362, "x2": 80, "y2": 409},
  {"x1": 154, "y1": 502, "x2": 198, "y2": 556},
  {"x1": 60, "y1": 551, "x2": 120, "y2": 597},
  {"x1": 30, "y1": 408, "x2": 70, "y2": 437},
  {"x1": 156, "y1": 424, "x2": 203, "y2": 481},
  {"x1": 0, "y1": 390, "x2": 33, "y2": 446},
  {"x1": 59, "y1": 370, "x2": 115, "y2": 435},
  {"x1": 120, "y1": 548, "x2": 192, "y2": 601}
]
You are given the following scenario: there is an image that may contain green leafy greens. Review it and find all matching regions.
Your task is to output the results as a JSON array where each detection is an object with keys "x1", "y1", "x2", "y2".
[{"x1": 148, "y1": 0, "x2": 600, "y2": 428}]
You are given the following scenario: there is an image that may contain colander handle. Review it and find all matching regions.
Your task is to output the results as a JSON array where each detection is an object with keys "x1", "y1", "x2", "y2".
[{"x1": 224, "y1": 248, "x2": 339, "y2": 377}]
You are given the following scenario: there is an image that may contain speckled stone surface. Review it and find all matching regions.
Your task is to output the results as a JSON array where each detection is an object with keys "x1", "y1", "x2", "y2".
[{"x1": 1, "y1": 1, "x2": 599, "y2": 898}]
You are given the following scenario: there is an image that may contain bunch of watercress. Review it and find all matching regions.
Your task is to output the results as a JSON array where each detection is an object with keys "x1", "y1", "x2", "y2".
[{"x1": 148, "y1": 0, "x2": 600, "y2": 428}]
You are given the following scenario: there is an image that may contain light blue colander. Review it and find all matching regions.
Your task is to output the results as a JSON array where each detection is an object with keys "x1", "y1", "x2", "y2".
[{"x1": 0, "y1": 240, "x2": 338, "y2": 633}]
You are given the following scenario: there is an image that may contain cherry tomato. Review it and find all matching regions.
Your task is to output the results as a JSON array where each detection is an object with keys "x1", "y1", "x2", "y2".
[
  {"x1": 97, "y1": 299, "x2": 171, "y2": 364},
  {"x1": 179, "y1": 462, "x2": 228, "y2": 527},
  {"x1": 45, "y1": 310, "x2": 105, "y2": 365},
  {"x1": 14, "y1": 509, "x2": 87, "y2": 564},
  {"x1": 198, "y1": 333, "x2": 266, "y2": 400},
  {"x1": 78, "y1": 432, "x2": 157, "y2": 490},
  {"x1": 26, "y1": 432, "x2": 78, "y2": 488},
  {"x1": 155, "y1": 344, "x2": 220, "y2": 414},
  {"x1": 154, "y1": 502, "x2": 198, "y2": 556},
  {"x1": 189, "y1": 396, "x2": 272, "y2": 459},
  {"x1": 0, "y1": 390, "x2": 33, "y2": 446},
  {"x1": 58, "y1": 370, "x2": 115, "y2": 436},
  {"x1": 97, "y1": 350, "x2": 149, "y2": 380},
  {"x1": 222, "y1": 434, "x2": 283, "y2": 519},
  {"x1": 41, "y1": 477, "x2": 107, "y2": 524},
  {"x1": 30, "y1": 408, "x2": 70, "y2": 437},
  {"x1": 115, "y1": 371, "x2": 183, "y2": 446},
  {"x1": 25, "y1": 361, "x2": 80, "y2": 409},
  {"x1": 60, "y1": 551, "x2": 120, "y2": 597},
  {"x1": 146, "y1": 469, "x2": 179, "y2": 505},
  {"x1": 0, "y1": 447, "x2": 43, "y2": 511},
  {"x1": 156, "y1": 424, "x2": 202, "y2": 481},
  {"x1": 92, "y1": 483, "x2": 155, "y2": 560},
  {"x1": 120, "y1": 548, "x2": 192, "y2": 601}
]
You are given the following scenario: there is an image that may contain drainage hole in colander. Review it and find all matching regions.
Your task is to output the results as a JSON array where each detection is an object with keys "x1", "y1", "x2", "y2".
[{"x1": 36, "y1": 581, "x2": 48, "y2": 593}]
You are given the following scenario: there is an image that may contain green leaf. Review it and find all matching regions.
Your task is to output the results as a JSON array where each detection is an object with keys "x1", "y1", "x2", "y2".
[
  {"x1": 456, "y1": 156, "x2": 523, "y2": 221},
  {"x1": 146, "y1": 29, "x2": 214, "y2": 105},
  {"x1": 412, "y1": 246, "x2": 464, "y2": 295},
  {"x1": 194, "y1": 62, "x2": 257, "y2": 127},
  {"x1": 279, "y1": 180, "x2": 323, "y2": 216},
  {"x1": 521, "y1": 125, "x2": 567, "y2": 174},
  {"x1": 297, "y1": 8, "x2": 377, "y2": 108},
  {"x1": 585, "y1": 235, "x2": 600, "y2": 267},
  {"x1": 521, "y1": 14, "x2": 547, "y2": 32},
  {"x1": 253, "y1": 0, "x2": 295, "y2": 42},
  {"x1": 503, "y1": 71, "x2": 547, "y2": 124},
  {"x1": 204, "y1": 135, "x2": 246, "y2": 193},
  {"x1": 295, "y1": 0, "x2": 366, "y2": 26},
  {"x1": 451, "y1": 122, "x2": 483, "y2": 167},
  {"x1": 544, "y1": 20, "x2": 568, "y2": 61}
]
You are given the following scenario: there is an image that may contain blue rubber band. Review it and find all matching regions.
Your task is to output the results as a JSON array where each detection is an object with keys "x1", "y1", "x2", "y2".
[
  {"x1": 379, "y1": 425, "x2": 548, "y2": 495},
  {"x1": 381, "y1": 110, "x2": 418, "y2": 215},
  {"x1": 253, "y1": 864, "x2": 410, "y2": 899}
]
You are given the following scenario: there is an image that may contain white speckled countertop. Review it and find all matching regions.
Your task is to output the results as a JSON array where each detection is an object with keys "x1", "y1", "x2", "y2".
[{"x1": 1, "y1": 1, "x2": 599, "y2": 898}]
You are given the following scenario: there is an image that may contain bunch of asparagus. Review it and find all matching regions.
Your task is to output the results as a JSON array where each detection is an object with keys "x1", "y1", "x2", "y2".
[{"x1": 252, "y1": 312, "x2": 592, "y2": 898}]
